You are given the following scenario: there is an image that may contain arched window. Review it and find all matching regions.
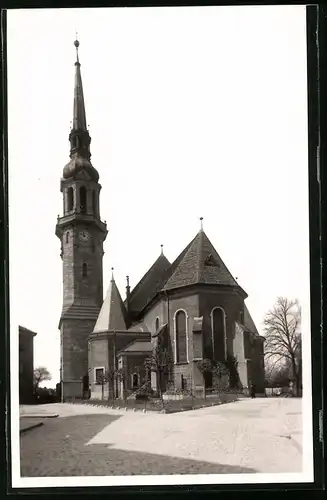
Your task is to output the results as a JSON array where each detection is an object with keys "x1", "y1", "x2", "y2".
[
  {"x1": 82, "y1": 263, "x2": 88, "y2": 277},
  {"x1": 211, "y1": 308, "x2": 226, "y2": 362},
  {"x1": 175, "y1": 310, "x2": 187, "y2": 363},
  {"x1": 67, "y1": 187, "x2": 74, "y2": 212},
  {"x1": 155, "y1": 317, "x2": 160, "y2": 333},
  {"x1": 80, "y1": 186, "x2": 87, "y2": 213},
  {"x1": 92, "y1": 190, "x2": 97, "y2": 215},
  {"x1": 65, "y1": 232, "x2": 69, "y2": 244}
]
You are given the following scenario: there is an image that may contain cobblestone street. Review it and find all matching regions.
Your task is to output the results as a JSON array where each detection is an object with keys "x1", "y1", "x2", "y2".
[{"x1": 20, "y1": 398, "x2": 302, "y2": 477}]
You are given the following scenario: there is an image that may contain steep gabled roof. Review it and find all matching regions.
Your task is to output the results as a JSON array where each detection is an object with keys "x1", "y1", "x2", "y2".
[
  {"x1": 93, "y1": 275, "x2": 127, "y2": 333},
  {"x1": 163, "y1": 230, "x2": 240, "y2": 291},
  {"x1": 244, "y1": 304, "x2": 259, "y2": 336},
  {"x1": 127, "y1": 253, "x2": 171, "y2": 313}
]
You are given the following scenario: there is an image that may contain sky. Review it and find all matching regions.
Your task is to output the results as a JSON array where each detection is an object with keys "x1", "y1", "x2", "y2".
[{"x1": 7, "y1": 6, "x2": 309, "y2": 387}]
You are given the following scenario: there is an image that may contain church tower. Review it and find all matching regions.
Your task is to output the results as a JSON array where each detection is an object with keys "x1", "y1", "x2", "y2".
[{"x1": 55, "y1": 40, "x2": 107, "y2": 401}]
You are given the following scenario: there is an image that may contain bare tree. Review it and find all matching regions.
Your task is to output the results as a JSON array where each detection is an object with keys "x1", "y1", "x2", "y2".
[
  {"x1": 96, "y1": 371, "x2": 108, "y2": 400},
  {"x1": 263, "y1": 297, "x2": 302, "y2": 396},
  {"x1": 105, "y1": 369, "x2": 117, "y2": 402},
  {"x1": 196, "y1": 358, "x2": 213, "y2": 398},
  {"x1": 144, "y1": 343, "x2": 172, "y2": 409},
  {"x1": 115, "y1": 368, "x2": 128, "y2": 403},
  {"x1": 33, "y1": 366, "x2": 51, "y2": 390}
]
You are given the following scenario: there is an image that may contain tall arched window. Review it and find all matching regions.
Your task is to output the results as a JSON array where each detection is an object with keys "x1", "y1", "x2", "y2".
[
  {"x1": 80, "y1": 186, "x2": 87, "y2": 213},
  {"x1": 67, "y1": 187, "x2": 74, "y2": 212},
  {"x1": 82, "y1": 263, "x2": 88, "y2": 277},
  {"x1": 92, "y1": 190, "x2": 97, "y2": 215},
  {"x1": 211, "y1": 308, "x2": 226, "y2": 362},
  {"x1": 65, "y1": 232, "x2": 69, "y2": 244},
  {"x1": 155, "y1": 317, "x2": 160, "y2": 333},
  {"x1": 175, "y1": 310, "x2": 187, "y2": 363}
]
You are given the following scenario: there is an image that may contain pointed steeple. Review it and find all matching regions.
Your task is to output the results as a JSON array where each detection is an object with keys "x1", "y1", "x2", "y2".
[
  {"x1": 63, "y1": 39, "x2": 99, "y2": 182},
  {"x1": 72, "y1": 39, "x2": 87, "y2": 132},
  {"x1": 93, "y1": 272, "x2": 128, "y2": 333}
]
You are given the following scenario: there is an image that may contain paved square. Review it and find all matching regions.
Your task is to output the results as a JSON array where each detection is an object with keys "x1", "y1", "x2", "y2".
[{"x1": 20, "y1": 398, "x2": 302, "y2": 476}]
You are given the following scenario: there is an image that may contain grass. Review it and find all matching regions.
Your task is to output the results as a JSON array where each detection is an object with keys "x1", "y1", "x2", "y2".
[{"x1": 75, "y1": 392, "x2": 239, "y2": 413}]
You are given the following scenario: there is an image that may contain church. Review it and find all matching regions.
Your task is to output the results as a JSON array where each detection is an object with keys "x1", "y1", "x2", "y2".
[{"x1": 55, "y1": 40, "x2": 265, "y2": 402}]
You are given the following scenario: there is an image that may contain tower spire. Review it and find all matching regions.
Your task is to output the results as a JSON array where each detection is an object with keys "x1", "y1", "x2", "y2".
[
  {"x1": 63, "y1": 38, "x2": 99, "y2": 182},
  {"x1": 72, "y1": 39, "x2": 87, "y2": 133}
]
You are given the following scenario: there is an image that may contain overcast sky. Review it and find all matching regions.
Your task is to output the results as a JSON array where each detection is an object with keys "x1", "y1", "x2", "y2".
[{"x1": 8, "y1": 6, "x2": 309, "y2": 386}]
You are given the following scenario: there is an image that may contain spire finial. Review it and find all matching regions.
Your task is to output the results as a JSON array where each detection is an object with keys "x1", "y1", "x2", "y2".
[
  {"x1": 111, "y1": 267, "x2": 114, "y2": 280},
  {"x1": 200, "y1": 217, "x2": 203, "y2": 231},
  {"x1": 160, "y1": 244, "x2": 164, "y2": 255},
  {"x1": 74, "y1": 34, "x2": 80, "y2": 63},
  {"x1": 126, "y1": 275, "x2": 130, "y2": 287}
]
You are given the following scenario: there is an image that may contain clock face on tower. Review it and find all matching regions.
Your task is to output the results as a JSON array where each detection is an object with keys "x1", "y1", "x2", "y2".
[{"x1": 79, "y1": 230, "x2": 90, "y2": 242}]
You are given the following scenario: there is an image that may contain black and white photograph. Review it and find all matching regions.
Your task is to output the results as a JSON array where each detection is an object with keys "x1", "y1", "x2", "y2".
[{"x1": 7, "y1": 5, "x2": 314, "y2": 489}]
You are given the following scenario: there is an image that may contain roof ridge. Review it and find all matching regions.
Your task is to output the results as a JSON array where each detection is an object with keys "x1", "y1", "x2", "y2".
[
  {"x1": 129, "y1": 253, "x2": 171, "y2": 299},
  {"x1": 196, "y1": 230, "x2": 204, "y2": 282}
]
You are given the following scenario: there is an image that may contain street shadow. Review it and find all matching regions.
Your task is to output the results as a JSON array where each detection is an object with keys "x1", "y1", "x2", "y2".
[{"x1": 20, "y1": 414, "x2": 257, "y2": 477}]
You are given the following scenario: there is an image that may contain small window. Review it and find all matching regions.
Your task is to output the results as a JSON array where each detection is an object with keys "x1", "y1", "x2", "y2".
[
  {"x1": 66, "y1": 232, "x2": 69, "y2": 244},
  {"x1": 239, "y1": 310, "x2": 244, "y2": 324},
  {"x1": 95, "y1": 368, "x2": 104, "y2": 384},
  {"x1": 82, "y1": 263, "x2": 88, "y2": 277},
  {"x1": 80, "y1": 186, "x2": 87, "y2": 213},
  {"x1": 205, "y1": 253, "x2": 219, "y2": 267},
  {"x1": 67, "y1": 187, "x2": 74, "y2": 212}
]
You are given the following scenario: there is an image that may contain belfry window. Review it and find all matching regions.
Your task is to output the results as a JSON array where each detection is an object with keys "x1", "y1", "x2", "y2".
[
  {"x1": 66, "y1": 232, "x2": 69, "y2": 244},
  {"x1": 211, "y1": 308, "x2": 226, "y2": 362},
  {"x1": 82, "y1": 263, "x2": 88, "y2": 277},
  {"x1": 67, "y1": 187, "x2": 74, "y2": 212},
  {"x1": 92, "y1": 190, "x2": 97, "y2": 215},
  {"x1": 175, "y1": 310, "x2": 187, "y2": 363},
  {"x1": 80, "y1": 186, "x2": 87, "y2": 214}
]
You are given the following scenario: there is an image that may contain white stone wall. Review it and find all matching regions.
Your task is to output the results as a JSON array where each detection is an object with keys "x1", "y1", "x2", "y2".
[{"x1": 233, "y1": 322, "x2": 248, "y2": 388}]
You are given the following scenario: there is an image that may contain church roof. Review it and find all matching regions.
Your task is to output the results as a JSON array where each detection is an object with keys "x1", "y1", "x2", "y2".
[
  {"x1": 244, "y1": 304, "x2": 259, "y2": 336},
  {"x1": 163, "y1": 229, "x2": 241, "y2": 291},
  {"x1": 117, "y1": 340, "x2": 153, "y2": 355},
  {"x1": 93, "y1": 274, "x2": 127, "y2": 333},
  {"x1": 126, "y1": 229, "x2": 246, "y2": 316},
  {"x1": 128, "y1": 253, "x2": 171, "y2": 313}
]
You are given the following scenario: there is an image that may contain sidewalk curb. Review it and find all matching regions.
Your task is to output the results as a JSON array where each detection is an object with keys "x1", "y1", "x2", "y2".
[
  {"x1": 21, "y1": 414, "x2": 59, "y2": 419},
  {"x1": 20, "y1": 422, "x2": 44, "y2": 435}
]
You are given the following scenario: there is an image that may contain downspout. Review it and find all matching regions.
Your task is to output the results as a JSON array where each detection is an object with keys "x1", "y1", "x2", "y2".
[
  {"x1": 113, "y1": 331, "x2": 117, "y2": 398},
  {"x1": 164, "y1": 290, "x2": 171, "y2": 383}
]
